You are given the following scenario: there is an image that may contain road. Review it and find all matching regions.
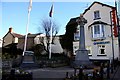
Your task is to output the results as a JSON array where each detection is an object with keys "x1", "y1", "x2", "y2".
[{"x1": 26, "y1": 67, "x2": 75, "y2": 80}]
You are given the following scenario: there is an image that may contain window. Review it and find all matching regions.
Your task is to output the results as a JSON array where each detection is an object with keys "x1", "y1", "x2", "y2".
[
  {"x1": 86, "y1": 46, "x2": 92, "y2": 55},
  {"x1": 74, "y1": 32, "x2": 79, "y2": 40},
  {"x1": 91, "y1": 24, "x2": 105, "y2": 39},
  {"x1": 94, "y1": 25, "x2": 100, "y2": 34},
  {"x1": 98, "y1": 45, "x2": 106, "y2": 55},
  {"x1": 73, "y1": 45, "x2": 79, "y2": 55},
  {"x1": 94, "y1": 11, "x2": 100, "y2": 19},
  {"x1": 74, "y1": 26, "x2": 80, "y2": 40}
]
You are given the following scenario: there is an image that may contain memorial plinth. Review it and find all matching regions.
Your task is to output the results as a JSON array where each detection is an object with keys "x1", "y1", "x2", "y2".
[
  {"x1": 20, "y1": 51, "x2": 39, "y2": 68},
  {"x1": 22, "y1": 51, "x2": 35, "y2": 63}
]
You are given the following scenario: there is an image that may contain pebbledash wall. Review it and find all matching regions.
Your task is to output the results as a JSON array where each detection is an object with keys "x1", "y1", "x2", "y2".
[{"x1": 73, "y1": 2, "x2": 119, "y2": 61}]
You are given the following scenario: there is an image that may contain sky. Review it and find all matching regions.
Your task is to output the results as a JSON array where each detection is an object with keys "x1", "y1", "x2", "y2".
[{"x1": 0, "y1": 0, "x2": 116, "y2": 39}]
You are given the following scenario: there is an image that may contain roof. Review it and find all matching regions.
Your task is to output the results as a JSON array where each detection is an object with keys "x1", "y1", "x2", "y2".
[
  {"x1": 88, "y1": 21, "x2": 110, "y2": 28},
  {"x1": 66, "y1": 1, "x2": 115, "y2": 26},
  {"x1": 12, "y1": 33, "x2": 23, "y2": 38},
  {"x1": 66, "y1": 17, "x2": 79, "y2": 26},
  {"x1": 19, "y1": 33, "x2": 41, "y2": 38},
  {"x1": 3, "y1": 32, "x2": 23, "y2": 39},
  {"x1": 83, "y1": 1, "x2": 115, "y2": 15}
]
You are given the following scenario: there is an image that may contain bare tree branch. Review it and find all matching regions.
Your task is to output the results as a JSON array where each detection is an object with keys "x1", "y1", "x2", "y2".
[{"x1": 39, "y1": 18, "x2": 60, "y2": 53}]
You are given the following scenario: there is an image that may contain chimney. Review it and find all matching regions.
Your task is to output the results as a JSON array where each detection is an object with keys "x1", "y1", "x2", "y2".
[{"x1": 9, "y1": 27, "x2": 13, "y2": 33}]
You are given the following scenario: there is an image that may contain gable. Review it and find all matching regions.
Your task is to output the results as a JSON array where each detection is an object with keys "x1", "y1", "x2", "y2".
[
  {"x1": 3, "y1": 33, "x2": 15, "y2": 47},
  {"x1": 3, "y1": 33, "x2": 14, "y2": 40},
  {"x1": 83, "y1": 1, "x2": 115, "y2": 15}
]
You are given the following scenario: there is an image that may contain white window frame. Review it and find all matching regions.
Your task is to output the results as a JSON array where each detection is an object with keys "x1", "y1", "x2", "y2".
[
  {"x1": 86, "y1": 46, "x2": 92, "y2": 55},
  {"x1": 97, "y1": 45, "x2": 106, "y2": 55},
  {"x1": 73, "y1": 45, "x2": 79, "y2": 55},
  {"x1": 92, "y1": 24, "x2": 105, "y2": 39},
  {"x1": 94, "y1": 11, "x2": 100, "y2": 19}
]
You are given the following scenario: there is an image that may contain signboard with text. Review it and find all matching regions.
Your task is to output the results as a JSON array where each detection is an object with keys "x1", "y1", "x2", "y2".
[{"x1": 93, "y1": 41, "x2": 110, "y2": 45}]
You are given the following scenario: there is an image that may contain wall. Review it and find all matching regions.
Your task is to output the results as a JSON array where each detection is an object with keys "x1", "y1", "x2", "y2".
[
  {"x1": 83, "y1": 3, "x2": 119, "y2": 60},
  {"x1": 3, "y1": 33, "x2": 14, "y2": 47}
]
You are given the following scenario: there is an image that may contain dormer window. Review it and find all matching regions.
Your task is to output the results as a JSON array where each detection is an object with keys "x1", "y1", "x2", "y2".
[{"x1": 94, "y1": 11, "x2": 100, "y2": 20}]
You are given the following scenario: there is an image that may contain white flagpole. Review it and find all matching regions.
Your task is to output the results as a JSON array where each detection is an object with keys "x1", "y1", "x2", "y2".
[
  {"x1": 49, "y1": 20, "x2": 52, "y2": 59},
  {"x1": 23, "y1": 0, "x2": 32, "y2": 56},
  {"x1": 49, "y1": 4, "x2": 53, "y2": 59}
]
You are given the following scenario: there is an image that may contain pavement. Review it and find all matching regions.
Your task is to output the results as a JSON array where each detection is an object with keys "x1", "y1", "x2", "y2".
[{"x1": 110, "y1": 65, "x2": 120, "y2": 80}]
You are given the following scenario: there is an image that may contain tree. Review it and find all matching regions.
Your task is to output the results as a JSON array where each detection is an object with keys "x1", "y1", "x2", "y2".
[{"x1": 39, "y1": 18, "x2": 59, "y2": 54}]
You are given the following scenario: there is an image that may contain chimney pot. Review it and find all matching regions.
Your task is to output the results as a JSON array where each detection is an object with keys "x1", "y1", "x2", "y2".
[{"x1": 9, "y1": 27, "x2": 13, "y2": 33}]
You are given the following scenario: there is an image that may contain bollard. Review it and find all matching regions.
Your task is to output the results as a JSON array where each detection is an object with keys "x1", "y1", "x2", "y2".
[
  {"x1": 9, "y1": 68, "x2": 17, "y2": 80},
  {"x1": 107, "y1": 62, "x2": 110, "y2": 79},
  {"x1": 79, "y1": 68, "x2": 83, "y2": 80},
  {"x1": 93, "y1": 71, "x2": 96, "y2": 80},
  {"x1": 111, "y1": 62, "x2": 114, "y2": 73},
  {"x1": 100, "y1": 64, "x2": 103, "y2": 80},
  {"x1": 65, "y1": 72, "x2": 69, "y2": 79},
  {"x1": 85, "y1": 74, "x2": 88, "y2": 80},
  {"x1": 74, "y1": 68, "x2": 77, "y2": 76},
  {"x1": 74, "y1": 68, "x2": 77, "y2": 80}
]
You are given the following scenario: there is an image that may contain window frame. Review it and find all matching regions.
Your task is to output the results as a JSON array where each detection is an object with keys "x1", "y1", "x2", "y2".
[
  {"x1": 91, "y1": 24, "x2": 105, "y2": 39},
  {"x1": 97, "y1": 45, "x2": 106, "y2": 55},
  {"x1": 86, "y1": 46, "x2": 92, "y2": 56},
  {"x1": 74, "y1": 26, "x2": 80, "y2": 41},
  {"x1": 94, "y1": 10, "x2": 100, "y2": 20}
]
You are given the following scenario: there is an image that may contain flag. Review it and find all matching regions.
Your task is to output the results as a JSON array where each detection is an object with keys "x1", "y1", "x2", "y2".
[
  {"x1": 28, "y1": 0, "x2": 32, "y2": 12},
  {"x1": 49, "y1": 4, "x2": 53, "y2": 17}
]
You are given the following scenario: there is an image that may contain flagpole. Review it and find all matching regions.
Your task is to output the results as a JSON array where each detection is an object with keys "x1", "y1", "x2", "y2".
[
  {"x1": 49, "y1": 19, "x2": 52, "y2": 59},
  {"x1": 23, "y1": 0, "x2": 32, "y2": 56},
  {"x1": 49, "y1": 4, "x2": 53, "y2": 59}
]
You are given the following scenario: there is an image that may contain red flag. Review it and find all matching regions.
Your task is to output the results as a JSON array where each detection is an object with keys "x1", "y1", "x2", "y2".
[{"x1": 49, "y1": 4, "x2": 53, "y2": 17}]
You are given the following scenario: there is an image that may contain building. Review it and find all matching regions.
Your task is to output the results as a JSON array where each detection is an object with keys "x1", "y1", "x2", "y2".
[
  {"x1": 34, "y1": 34, "x2": 63, "y2": 54},
  {"x1": 65, "y1": 1, "x2": 120, "y2": 62},
  {"x1": 2, "y1": 27, "x2": 23, "y2": 54},
  {"x1": 17, "y1": 33, "x2": 42, "y2": 50},
  {"x1": 61, "y1": 17, "x2": 78, "y2": 57},
  {"x1": 0, "y1": 39, "x2": 2, "y2": 54},
  {"x1": 0, "y1": 39, "x2": 2, "y2": 48}
]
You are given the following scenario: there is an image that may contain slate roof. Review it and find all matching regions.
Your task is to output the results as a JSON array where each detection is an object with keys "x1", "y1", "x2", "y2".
[
  {"x1": 19, "y1": 33, "x2": 42, "y2": 39},
  {"x1": 12, "y1": 33, "x2": 23, "y2": 38}
]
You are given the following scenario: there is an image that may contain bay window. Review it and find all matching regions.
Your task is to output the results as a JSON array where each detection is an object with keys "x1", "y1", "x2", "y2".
[{"x1": 91, "y1": 24, "x2": 105, "y2": 39}]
